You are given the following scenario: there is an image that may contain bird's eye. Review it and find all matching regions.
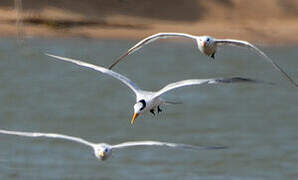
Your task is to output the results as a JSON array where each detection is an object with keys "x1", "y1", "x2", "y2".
[
  {"x1": 207, "y1": 38, "x2": 210, "y2": 41},
  {"x1": 105, "y1": 149, "x2": 108, "y2": 152}
]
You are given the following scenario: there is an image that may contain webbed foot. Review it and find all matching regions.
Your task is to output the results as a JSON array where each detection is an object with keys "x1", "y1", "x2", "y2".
[
  {"x1": 157, "y1": 106, "x2": 162, "y2": 113},
  {"x1": 150, "y1": 109, "x2": 155, "y2": 116}
]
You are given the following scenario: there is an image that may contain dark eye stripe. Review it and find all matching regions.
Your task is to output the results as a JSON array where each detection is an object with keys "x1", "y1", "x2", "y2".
[{"x1": 139, "y1": 99, "x2": 146, "y2": 111}]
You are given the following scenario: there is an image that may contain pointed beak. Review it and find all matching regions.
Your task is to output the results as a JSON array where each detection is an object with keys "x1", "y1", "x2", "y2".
[
  {"x1": 202, "y1": 41, "x2": 206, "y2": 47},
  {"x1": 131, "y1": 113, "x2": 139, "y2": 124},
  {"x1": 100, "y1": 151, "x2": 105, "y2": 158}
]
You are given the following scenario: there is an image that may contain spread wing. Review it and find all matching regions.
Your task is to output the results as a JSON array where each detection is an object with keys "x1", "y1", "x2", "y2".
[
  {"x1": 45, "y1": 53, "x2": 141, "y2": 95},
  {"x1": 0, "y1": 129, "x2": 94, "y2": 147},
  {"x1": 153, "y1": 77, "x2": 266, "y2": 99},
  {"x1": 111, "y1": 140, "x2": 226, "y2": 151},
  {"x1": 108, "y1": 32, "x2": 197, "y2": 69},
  {"x1": 215, "y1": 39, "x2": 298, "y2": 87}
]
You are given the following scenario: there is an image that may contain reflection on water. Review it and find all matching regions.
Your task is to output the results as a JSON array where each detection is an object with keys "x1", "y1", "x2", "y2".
[{"x1": 0, "y1": 38, "x2": 297, "y2": 179}]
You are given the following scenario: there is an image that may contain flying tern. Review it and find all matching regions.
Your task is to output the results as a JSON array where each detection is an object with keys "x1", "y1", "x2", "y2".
[
  {"x1": 108, "y1": 32, "x2": 297, "y2": 87},
  {"x1": 46, "y1": 53, "x2": 267, "y2": 124},
  {"x1": 0, "y1": 129, "x2": 226, "y2": 161}
]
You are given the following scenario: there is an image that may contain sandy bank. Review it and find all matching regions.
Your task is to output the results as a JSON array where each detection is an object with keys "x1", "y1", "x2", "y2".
[{"x1": 1, "y1": 0, "x2": 298, "y2": 45}]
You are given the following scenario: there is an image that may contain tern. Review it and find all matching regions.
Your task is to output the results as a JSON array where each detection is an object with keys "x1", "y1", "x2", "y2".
[
  {"x1": 46, "y1": 53, "x2": 266, "y2": 124},
  {"x1": 108, "y1": 32, "x2": 297, "y2": 87},
  {"x1": 0, "y1": 129, "x2": 226, "y2": 161}
]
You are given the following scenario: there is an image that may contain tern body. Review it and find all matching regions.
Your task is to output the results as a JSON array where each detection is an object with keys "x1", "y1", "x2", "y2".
[
  {"x1": 46, "y1": 53, "x2": 267, "y2": 124},
  {"x1": 108, "y1": 32, "x2": 297, "y2": 87},
  {"x1": 136, "y1": 90, "x2": 164, "y2": 115}
]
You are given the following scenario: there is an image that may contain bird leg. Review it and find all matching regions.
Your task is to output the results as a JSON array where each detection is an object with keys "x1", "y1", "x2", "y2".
[
  {"x1": 150, "y1": 109, "x2": 155, "y2": 116},
  {"x1": 211, "y1": 53, "x2": 215, "y2": 59},
  {"x1": 157, "y1": 106, "x2": 162, "y2": 113}
]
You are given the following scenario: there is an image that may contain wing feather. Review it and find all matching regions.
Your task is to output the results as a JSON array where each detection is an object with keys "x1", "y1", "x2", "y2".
[
  {"x1": 0, "y1": 129, "x2": 94, "y2": 147},
  {"x1": 45, "y1": 53, "x2": 141, "y2": 95},
  {"x1": 112, "y1": 141, "x2": 226, "y2": 151},
  {"x1": 215, "y1": 39, "x2": 297, "y2": 87},
  {"x1": 108, "y1": 32, "x2": 197, "y2": 69},
  {"x1": 153, "y1": 77, "x2": 265, "y2": 98}
]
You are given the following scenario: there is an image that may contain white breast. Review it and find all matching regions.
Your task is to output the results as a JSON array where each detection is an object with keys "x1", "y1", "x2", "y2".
[{"x1": 137, "y1": 91, "x2": 164, "y2": 114}]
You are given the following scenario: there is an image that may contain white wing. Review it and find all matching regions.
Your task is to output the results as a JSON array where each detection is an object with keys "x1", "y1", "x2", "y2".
[
  {"x1": 0, "y1": 129, "x2": 94, "y2": 147},
  {"x1": 108, "y1": 32, "x2": 197, "y2": 69},
  {"x1": 153, "y1": 77, "x2": 264, "y2": 99},
  {"x1": 111, "y1": 141, "x2": 226, "y2": 150},
  {"x1": 215, "y1": 39, "x2": 298, "y2": 87},
  {"x1": 45, "y1": 53, "x2": 141, "y2": 95}
]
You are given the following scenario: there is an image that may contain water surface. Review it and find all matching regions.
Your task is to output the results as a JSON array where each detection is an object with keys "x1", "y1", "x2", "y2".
[{"x1": 0, "y1": 38, "x2": 297, "y2": 179}]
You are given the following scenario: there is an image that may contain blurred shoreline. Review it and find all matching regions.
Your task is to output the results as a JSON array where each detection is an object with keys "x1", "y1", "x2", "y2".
[{"x1": 1, "y1": 0, "x2": 298, "y2": 45}]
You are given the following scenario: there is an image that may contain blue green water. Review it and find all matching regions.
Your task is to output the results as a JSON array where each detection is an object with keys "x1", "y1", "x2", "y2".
[{"x1": 0, "y1": 38, "x2": 297, "y2": 179}]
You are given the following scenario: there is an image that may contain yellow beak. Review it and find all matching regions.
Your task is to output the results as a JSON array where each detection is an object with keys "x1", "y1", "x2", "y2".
[
  {"x1": 100, "y1": 151, "x2": 105, "y2": 157},
  {"x1": 131, "y1": 113, "x2": 139, "y2": 124}
]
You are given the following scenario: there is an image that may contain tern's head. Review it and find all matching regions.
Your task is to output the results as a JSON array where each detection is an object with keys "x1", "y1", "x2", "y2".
[
  {"x1": 131, "y1": 99, "x2": 146, "y2": 124},
  {"x1": 94, "y1": 144, "x2": 112, "y2": 161},
  {"x1": 196, "y1": 36, "x2": 216, "y2": 56}
]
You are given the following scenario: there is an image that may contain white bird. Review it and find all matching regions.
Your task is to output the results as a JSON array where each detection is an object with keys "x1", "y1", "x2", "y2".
[
  {"x1": 108, "y1": 32, "x2": 297, "y2": 87},
  {"x1": 0, "y1": 129, "x2": 226, "y2": 161},
  {"x1": 46, "y1": 53, "x2": 266, "y2": 124}
]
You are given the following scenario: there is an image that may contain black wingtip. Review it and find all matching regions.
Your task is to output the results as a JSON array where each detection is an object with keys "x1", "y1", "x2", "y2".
[
  {"x1": 205, "y1": 146, "x2": 228, "y2": 150},
  {"x1": 216, "y1": 77, "x2": 275, "y2": 85},
  {"x1": 234, "y1": 77, "x2": 276, "y2": 85},
  {"x1": 164, "y1": 101, "x2": 183, "y2": 105},
  {"x1": 108, "y1": 64, "x2": 114, "y2": 70},
  {"x1": 231, "y1": 77, "x2": 259, "y2": 83},
  {"x1": 211, "y1": 53, "x2": 215, "y2": 59}
]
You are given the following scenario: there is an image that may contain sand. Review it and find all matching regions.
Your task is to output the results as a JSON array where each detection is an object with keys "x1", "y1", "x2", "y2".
[{"x1": 1, "y1": 0, "x2": 298, "y2": 44}]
